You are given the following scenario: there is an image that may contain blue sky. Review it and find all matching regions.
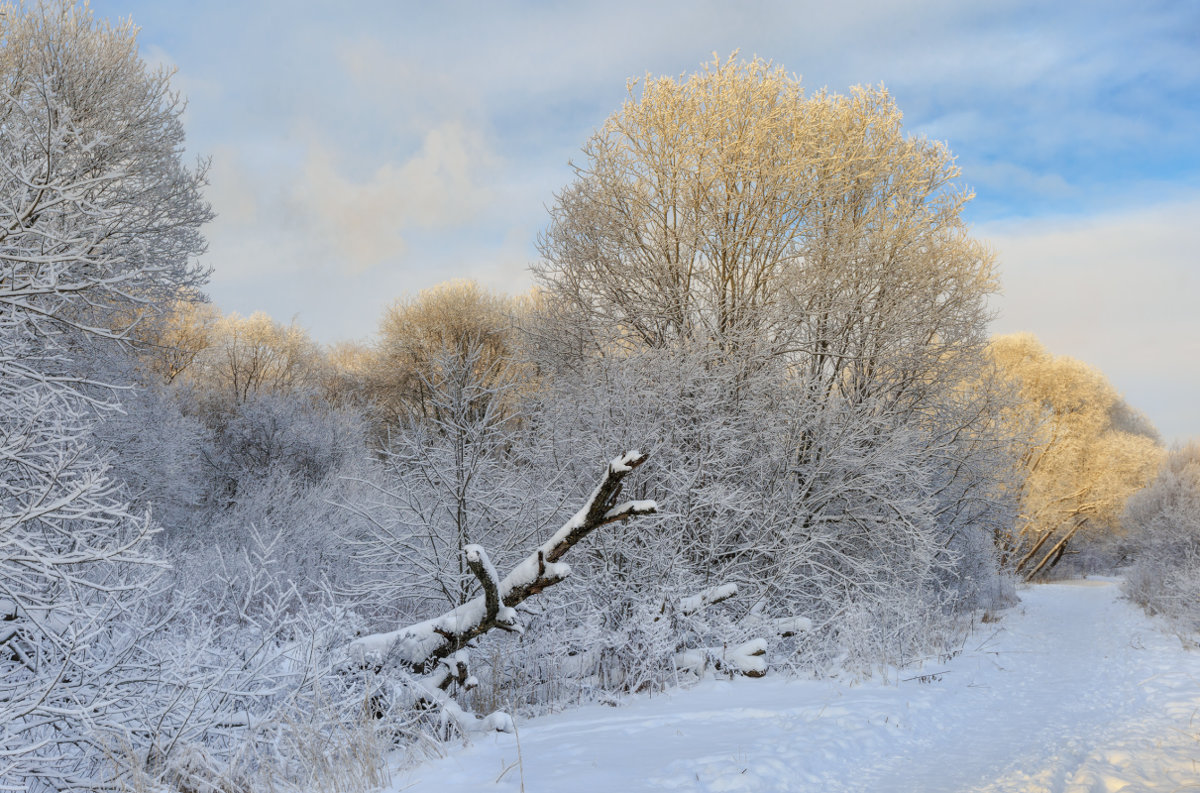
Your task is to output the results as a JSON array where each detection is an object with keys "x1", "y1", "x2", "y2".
[{"x1": 90, "y1": 0, "x2": 1200, "y2": 441}]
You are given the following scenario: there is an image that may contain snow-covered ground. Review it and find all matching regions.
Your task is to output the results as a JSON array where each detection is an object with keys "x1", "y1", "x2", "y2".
[{"x1": 390, "y1": 580, "x2": 1200, "y2": 793}]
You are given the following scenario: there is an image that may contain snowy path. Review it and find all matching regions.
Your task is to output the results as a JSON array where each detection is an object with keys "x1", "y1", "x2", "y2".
[{"x1": 390, "y1": 580, "x2": 1200, "y2": 792}]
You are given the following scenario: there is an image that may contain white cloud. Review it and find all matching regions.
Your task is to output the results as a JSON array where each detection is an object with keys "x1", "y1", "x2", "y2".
[
  {"x1": 981, "y1": 196, "x2": 1200, "y2": 442},
  {"x1": 205, "y1": 145, "x2": 260, "y2": 225},
  {"x1": 203, "y1": 121, "x2": 497, "y2": 280},
  {"x1": 292, "y1": 123, "x2": 496, "y2": 272}
]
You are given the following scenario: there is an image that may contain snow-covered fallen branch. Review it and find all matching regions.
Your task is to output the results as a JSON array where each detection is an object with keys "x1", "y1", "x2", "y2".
[
  {"x1": 665, "y1": 583, "x2": 770, "y2": 678},
  {"x1": 675, "y1": 639, "x2": 768, "y2": 678},
  {"x1": 349, "y1": 451, "x2": 657, "y2": 674},
  {"x1": 668, "y1": 585, "x2": 811, "y2": 678},
  {"x1": 762, "y1": 616, "x2": 814, "y2": 638},
  {"x1": 679, "y1": 583, "x2": 740, "y2": 616}
]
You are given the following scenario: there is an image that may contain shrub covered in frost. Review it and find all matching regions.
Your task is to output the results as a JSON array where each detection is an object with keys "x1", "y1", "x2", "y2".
[{"x1": 1123, "y1": 443, "x2": 1200, "y2": 631}]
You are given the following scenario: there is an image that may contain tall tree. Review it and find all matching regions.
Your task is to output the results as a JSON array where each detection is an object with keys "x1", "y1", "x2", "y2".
[
  {"x1": 195, "y1": 311, "x2": 324, "y2": 406},
  {"x1": 530, "y1": 56, "x2": 1012, "y2": 648},
  {"x1": 1, "y1": 2, "x2": 210, "y2": 787},
  {"x1": 0, "y1": 0, "x2": 210, "y2": 336},
  {"x1": 534, "y1": 54, "x2": 996, "y2": 401}
]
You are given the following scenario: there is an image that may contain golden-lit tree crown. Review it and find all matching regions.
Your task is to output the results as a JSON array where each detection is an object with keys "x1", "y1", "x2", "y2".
[
  {"x1": 537, "y1": 54, "x2": 997, "y2": 420},
  {"x1": 988, "y1": 333, "x2": 1163, "y2": 578},
  {"x1": 372, "y1": 279, "x2": 528, "y2": 426}
]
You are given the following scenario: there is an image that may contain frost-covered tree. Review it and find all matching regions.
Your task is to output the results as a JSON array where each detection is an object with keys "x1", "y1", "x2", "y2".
[
  {"x1": 131, "y1": 298, "x2": 221, "y2": 385},
  {"x1": 0, "y1": 336, "x2": 167, "y2": 790},
  {"x1": 187, "y1": 311, "x2": 324, "y2": 407},
  {"x1": 988, "y1": 334, "x2": 1162, "y2": 579},
  {"x1": 534, "y1": 55, "x2": 996, "y2": 392},
  {"x1": 348, "y1": 337, "x2": 556, "y2": 616},
  {"x1": 324, "y1": 338, "x2": 376, "y2": 409},
  {"x1": 0, "y1": 0, "x2": 210, "y2": 335},
  {"x1": 528, "y1": 55, "x2": 1013, "y2": 675},
  {"x1": 1, "y1": 1, "x2": 209, "y2": 786},
  {"x1": 372, "y1": 279, "x2": 529, "y2": 429},
  {"x1": 90, "y1": 371, "x2": 210, "y2": 529}
]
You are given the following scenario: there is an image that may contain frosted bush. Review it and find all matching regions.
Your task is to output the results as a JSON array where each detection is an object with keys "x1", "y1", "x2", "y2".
[{"x1": 1123, "y1": 443, "x2": 1200, "y2": 631}]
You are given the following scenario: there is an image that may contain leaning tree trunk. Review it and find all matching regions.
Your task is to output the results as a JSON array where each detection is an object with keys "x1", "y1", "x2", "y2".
[
  {"x1": 348, "y1": 451, "x2": 658, "y2": 731},
  {"x1": 1022, "y1": 518, "x2": 1086, "y2": 581}
]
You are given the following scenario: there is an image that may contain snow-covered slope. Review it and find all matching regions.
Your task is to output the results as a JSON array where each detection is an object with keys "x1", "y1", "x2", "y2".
[{"x1": 391, "y1": 580, "x2": 1200, "y2": 792}]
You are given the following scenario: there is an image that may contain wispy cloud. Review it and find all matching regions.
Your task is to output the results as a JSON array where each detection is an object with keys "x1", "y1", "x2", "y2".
[{"x1": 293, "y1": 124, "x2": 496, "y2": 271}]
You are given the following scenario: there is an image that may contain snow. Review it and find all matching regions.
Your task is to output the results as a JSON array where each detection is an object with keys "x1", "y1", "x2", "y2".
[
  {"x1": 680, "y1": 583, "x2": 739, "y2": 615},
  {"x1": 764, "y1": 615, "x2": 813, "y2": 637},
  {"x1": 388, "y1": 580, "x2": 1200, "y2": 792},
  {"x1": 609, "y1": 450, "x2": 644, "y2": 473}
]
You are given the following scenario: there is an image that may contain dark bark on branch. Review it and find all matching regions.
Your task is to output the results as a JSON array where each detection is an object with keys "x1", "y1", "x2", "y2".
[{"x1": 464, "y1": 545, "x2": 502, "y2": 628}]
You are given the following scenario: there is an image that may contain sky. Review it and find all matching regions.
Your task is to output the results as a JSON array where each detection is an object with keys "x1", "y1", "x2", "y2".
[{"x1": 88, "y1": 0, "x2": 1200, "y2": 442}]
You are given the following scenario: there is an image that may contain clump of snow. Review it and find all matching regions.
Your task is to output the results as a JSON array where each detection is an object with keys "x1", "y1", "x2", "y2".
[
  {"x1": 727, "y1": 638, "x2": 767, "y2": 676},
  {"x1": 478, "y1": 711, "x2": 514, "y2": 734},
  {"x1": 462, "y1": 544, "x2": 501, "y2": 590},
  {"x1": 766, "y1": 616, "x2": 813, "y2": 637},
  {"x1": 679, "y1": 583, "x2": 739, "y2": 615},
  {"x1": 609, "y1": 450, "x2": 644, "y2": 473}
]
